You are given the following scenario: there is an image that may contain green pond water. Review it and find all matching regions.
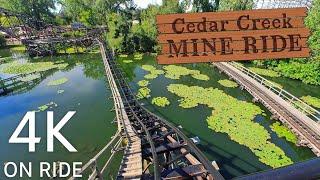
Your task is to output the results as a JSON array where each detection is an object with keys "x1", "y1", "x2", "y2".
[
  {"x1": 118, "y1": 54, "x2": 316, "y2": 179},
  {"x1": 0, "y1": 47, "x2": 317, "y2": 179},
  {"x1": 0, "y1": 48, "x2": 120, "y2": 179}
]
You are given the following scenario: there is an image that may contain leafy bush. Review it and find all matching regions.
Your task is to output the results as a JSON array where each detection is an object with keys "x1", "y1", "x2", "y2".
[{"x1": 275, "y1": 60, "x2": 320, "y2": 85}]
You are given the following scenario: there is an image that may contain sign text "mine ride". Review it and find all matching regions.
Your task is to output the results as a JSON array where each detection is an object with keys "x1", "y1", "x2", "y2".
[{"x1": 156, "y1": 8, "x2": 310, "y2": 64}]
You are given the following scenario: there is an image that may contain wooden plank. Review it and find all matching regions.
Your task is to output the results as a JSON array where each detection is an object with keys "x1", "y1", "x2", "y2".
[
  {"x1": 157, "y1": 49, "x2": 310, "y2": 64},
  {"x1": 160, "y1": 35, "x2": 309, "y2": 54},
  {"x1": 157, "y1": 28, "x2": 310, "y2": 43},
  {"x1": 157, "y1": 17, "x2": 305, "y2": 34},
  {"x1": 161, "y1": 164, "x2": 206, "y2": 179},
  {"x1": 156, "y1": 7, "x2": 307, "y2": 24},
  {"x1": 143, "y1": 142, "x2": 186, "y2": 157},
  {"x1": 156, "y1": 8, "x2": 310, "y2": 67}
]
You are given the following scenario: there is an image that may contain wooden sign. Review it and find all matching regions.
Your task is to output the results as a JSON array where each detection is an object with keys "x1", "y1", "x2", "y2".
[{"x1": 156, "y1": 8, "x2": 310, "y2": 64}]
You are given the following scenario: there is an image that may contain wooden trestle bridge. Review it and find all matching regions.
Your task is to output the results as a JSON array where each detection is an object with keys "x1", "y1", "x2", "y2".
[
  {"x1": 0, "y1": 7, "x2": 105, "y2": 57},
  {"x1": 214, "y1": 62, "x2": 320, "y2": 156},
  {"x1": 74, "y1": 40, "x2": 225, "y2": 179}
]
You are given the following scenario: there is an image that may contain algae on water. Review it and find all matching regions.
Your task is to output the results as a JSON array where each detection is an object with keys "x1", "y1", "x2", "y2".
[
  {"x1": 1, "y1": 61, "x2": 68, "y2": 74},
  {"x1": 271, "y1": 122, "x2": 298, "y2": 144},
  {"x1": 47, "y1": 77, "x2": 68, "y2": 86},
  {"x1": 141, "y1": 65, "x2": 164, "y2": 79},
  {"x1": 301, "y1": 95, "x2": 320, "y2": 108},
  {"x1": 18, "y1": 74, "x2": 40, "y2": 82},
  {"x1": 167, "y1": 84, "x2": 293, "y2": 168},
  {"x1": 152, "y1": 97, "x2": 170, "y2": 107},
  {"x1": 163, "y1": 65, "x2": 209, "y2": 81},
  {"x1": 136, "y1": 87, "x2": 151, "y2": 99},
  {"x1": 138, "y1": 80, "x2": 149, "y2": 87},
  {"x1": 35, "y1": 102, "x2": 58, "y2": 112},
  {"x1": 218, "y1": 79, "x2": 238, "y2": 88},
  {"x1": 249, "y1": 67, "x2": 280, "y2": 77}
]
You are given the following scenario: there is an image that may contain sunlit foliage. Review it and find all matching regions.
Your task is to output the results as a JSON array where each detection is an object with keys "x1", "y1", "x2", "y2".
[{"x1": 123, "y1": 60, "x2": 133, "y2": 63}]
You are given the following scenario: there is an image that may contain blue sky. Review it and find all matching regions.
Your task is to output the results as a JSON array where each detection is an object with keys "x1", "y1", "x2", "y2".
[{"x1": 134, "y1": 0, "x2": 162, "y2": 9}]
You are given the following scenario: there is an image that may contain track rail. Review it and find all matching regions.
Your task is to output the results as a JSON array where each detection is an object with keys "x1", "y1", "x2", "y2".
[
  {"x1": 101, "y1": 40, "x2": 224, "y2": 179},
  {"x1": 230, "y1": 62, "x2": 320, "y2": 122}
]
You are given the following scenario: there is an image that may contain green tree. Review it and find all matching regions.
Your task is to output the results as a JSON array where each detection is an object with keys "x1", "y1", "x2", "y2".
[
  {"x1": 305, "y1": 0, "x2": 320, "y2": 56},
  {"x1": 0, "y1": 0, "x2": 57, "y2": 23},
  {"x1": 60, "y1": 0, "x2": 133, "y2": 26},
  {"x1": 191, "y1": 0, "x2": 220, "y2": 12},
  {"x1": 219, "y1": 0, "x2": 254, "y2": 11}
]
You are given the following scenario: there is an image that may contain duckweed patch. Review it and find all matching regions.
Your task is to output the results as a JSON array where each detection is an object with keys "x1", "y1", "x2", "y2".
[
  {"x1": 47, "y1": 77, "x2": 68, "y2": 86},
  {"x1": 271, "y1": 122, "x2": 297, "y2": 144},
  {"x1": 136, "y1": 87, "x2": 151, "y2": 99},
  {"x1": 35, "y1": 101, "x2": 58, "y2": 112},
  {"x1": 301, "y1": 95, "x2": 320, "y2": 108},
  {"x1": 1, "y1": 61, "x2": 68, "y2": 74},
  {"x1": 163, "y1": 65, "x2": 209, "y2": 81},
  {"x1": 138, "y1": 80, "x2": 149, "y2": 87},
  {"x1": 249, "y1": 67, "x2": 280, "y2": 77},
  {"x1": 218, "y1": 79, "x2": 238, "y2": 88},
  {"x1": 141, "y1": 65, "x2": 164, "y2": 79},
  {"x1": 191, "y1": 74, "x2": 210, "y2": 81},
  {"x1": 18, "y1": 74, "x2": 40, "y2": 82},
  {"x1": 152, "y1": 97, "x2": 170, "y2": 107},
  {"x1": 167, "y1": 84, "x2": 293, "y2": 168},
  {"x1": 265, "y1": 80, "x2": 283, "y2": 88}
]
